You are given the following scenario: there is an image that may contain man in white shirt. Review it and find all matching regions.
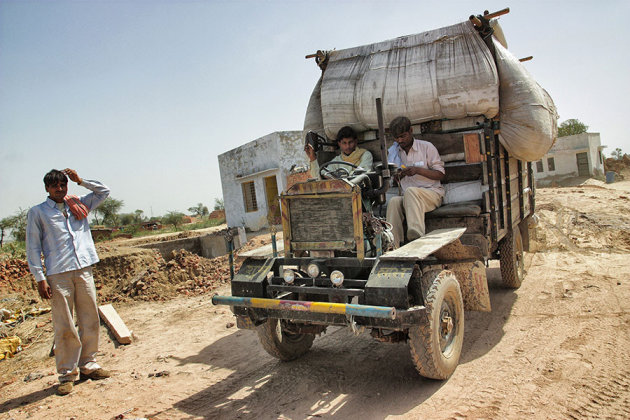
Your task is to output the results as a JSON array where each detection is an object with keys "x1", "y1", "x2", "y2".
[
  {"x1": 26, "y1": 168, "x2": 111, "y2": 395},
  {"x1": 386, "y1": 117, "x2": 445, "y2": 247}
]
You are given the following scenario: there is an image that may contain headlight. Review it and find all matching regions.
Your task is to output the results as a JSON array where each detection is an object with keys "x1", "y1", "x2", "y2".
[
  {"x1": 283, "y1": 268, "x2": 295, "y2": 284},
  {"x1": 330, "y1": 270, "x2": 344, "y2": 287},
  {"x1": 307, "y1": 263, "x2": 320, "y2": 278}
]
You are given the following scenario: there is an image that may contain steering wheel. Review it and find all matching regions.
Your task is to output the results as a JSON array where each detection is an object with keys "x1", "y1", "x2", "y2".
[{"x1": 319, "y1": 161, "x2": 359, "y2": 179}]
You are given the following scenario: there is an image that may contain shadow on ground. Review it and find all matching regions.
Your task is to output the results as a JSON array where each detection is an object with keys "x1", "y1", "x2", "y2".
[
  {"x1": 159, "y1": 266, "x2": 518, "y2": 419},
  {"x1": 166, "y1": 329, "x2": 442, "y2": 419},
  {"x1": 0, "y1": 386, "x2": 57, "y2": 413},
  {"x1": 460, "y1": 266, "x2": 518, "y2": 364}
]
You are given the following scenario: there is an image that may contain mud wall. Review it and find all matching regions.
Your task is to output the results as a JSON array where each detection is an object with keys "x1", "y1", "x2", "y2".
[{"x1": 137, "y1": 231, "x2": 244, "y2": 260}]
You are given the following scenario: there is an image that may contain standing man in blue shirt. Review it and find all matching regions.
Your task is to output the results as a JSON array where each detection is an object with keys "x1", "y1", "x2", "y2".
[{"x1": 26, "y1": 168, "x2": 111, "y2": 395}]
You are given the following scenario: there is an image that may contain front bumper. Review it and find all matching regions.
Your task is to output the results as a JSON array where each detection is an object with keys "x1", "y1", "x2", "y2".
[{"x1": 212, "y1": 295, "x2": 426, "y2": 329}]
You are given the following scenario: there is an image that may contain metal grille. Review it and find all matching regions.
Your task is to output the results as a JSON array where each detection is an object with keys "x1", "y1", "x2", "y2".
[
  {"x1": 289, "y1": 197, "x2": 354, "y2": 242},
  {"x1": 241, "y1": 181, "x2": 258, "y2": 213}
]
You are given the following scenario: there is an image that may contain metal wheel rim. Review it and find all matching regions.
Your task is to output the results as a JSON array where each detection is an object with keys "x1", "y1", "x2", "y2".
[
  {"x1": 279, "y1": 320, "x2": 305, "y2": 343},
  {"x1": 439, "y1": 298, "x2": 457, "y2": 354}
]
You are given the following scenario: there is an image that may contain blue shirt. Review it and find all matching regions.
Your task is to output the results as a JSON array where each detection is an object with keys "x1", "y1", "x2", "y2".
[
  {"x1": 26, "y1": 179, "x2": 110, "y2": 282},
  {"x1": 388, "y1": 143, "x2": 403, "y2": 167}
]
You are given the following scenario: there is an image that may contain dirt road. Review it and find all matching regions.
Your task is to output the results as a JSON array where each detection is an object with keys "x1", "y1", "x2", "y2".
[{"x1": 2, "y1": 179, "x2": 630, "y2": 419}]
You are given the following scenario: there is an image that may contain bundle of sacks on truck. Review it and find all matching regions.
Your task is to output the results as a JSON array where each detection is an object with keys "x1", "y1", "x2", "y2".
[{"x1": 304, "y1": 17, "x2": 557, "y2": 163}]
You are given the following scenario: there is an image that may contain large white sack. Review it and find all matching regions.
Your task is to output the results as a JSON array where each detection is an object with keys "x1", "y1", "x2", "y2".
[
  {"x1": 490, "y1": 20, "x2": 508, "y2": 49},
  {"x1": 318, "y1": 21, "x2": 499, "y2": 140},
  {"x1": 494, "y1": 39, "x2": 558, "y2": 161},
  {"x1": 304, "y1": 76, "x2": 325, "y2": 137}
]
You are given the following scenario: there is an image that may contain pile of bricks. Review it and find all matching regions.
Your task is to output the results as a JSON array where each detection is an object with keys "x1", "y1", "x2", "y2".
[{"x1": 0, "y1": 259, "x2": 34, "y2": 295}]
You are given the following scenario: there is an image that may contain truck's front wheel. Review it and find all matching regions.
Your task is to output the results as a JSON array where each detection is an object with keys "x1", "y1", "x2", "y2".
[
  {"x1": 256, "y1": 318, "x2": 315, "y2": 361},
  {"x1": 409, "y1": 270, "x2": 464, "y2": 380}
]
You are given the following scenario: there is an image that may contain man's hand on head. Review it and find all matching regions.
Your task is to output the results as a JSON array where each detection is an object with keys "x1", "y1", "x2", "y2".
[
  {"x1": 37, "y1": 280, "x2": 52, "y2": 300},
  {"x1": 62, "y1": 168, "x2": 83, "y2": 185}
]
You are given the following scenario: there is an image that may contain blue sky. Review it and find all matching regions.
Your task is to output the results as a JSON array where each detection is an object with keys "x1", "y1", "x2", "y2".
[{"x1": 1, "y1": 0, "x2": 629, "y2": 221}]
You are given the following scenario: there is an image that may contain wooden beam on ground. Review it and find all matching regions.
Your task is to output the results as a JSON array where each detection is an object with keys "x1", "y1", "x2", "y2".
[{"x1": 98, "y1": 304, "x2": 132, "y2": 345}]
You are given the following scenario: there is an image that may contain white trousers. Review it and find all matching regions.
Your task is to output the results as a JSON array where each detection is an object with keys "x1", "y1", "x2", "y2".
[
  {"x1": 386, "y1": 187, "x2": 442, "y2": 247},
  {"x1": 48, "y1": 267, "x2": 101, "y2": 382}
]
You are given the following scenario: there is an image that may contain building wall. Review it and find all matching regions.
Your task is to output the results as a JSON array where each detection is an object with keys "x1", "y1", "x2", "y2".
[
  {"x1": 533, "y1": 132, "x2": 604, "y2": 181},
  {"x1": 218, "y1": 131, "x2": 307, "y2": 231}
]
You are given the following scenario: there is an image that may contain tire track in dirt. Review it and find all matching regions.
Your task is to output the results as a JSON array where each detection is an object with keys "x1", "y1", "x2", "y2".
[{"x1": 563, "y1": 324, "x2": 630, "y2": 419}]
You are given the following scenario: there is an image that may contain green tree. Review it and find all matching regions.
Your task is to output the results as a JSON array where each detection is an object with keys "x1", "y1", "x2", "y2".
[
  {"x1": 134, "y1": 209, "x2": 145, "y2": 222},
  {"x1": 188, "y1": 203, "x2": 209, "y2": 217},
  {"x1": 558, "y1": 119, "x2": 588, "y2": 137},
  {"x1": 162, "y1": 211, "x2": 185, "y2": 228},
  {"x1": 213, "y1": 198, "x2": 224, "y2": 211},
  {"x1": 0, "y1": 217, "x2": 12, "y2": 248},
  {"x1": 93, "y1": 197, "x2": 124, "y2": 227},
  {"x1": 118, "y1": 213, "x2": 136, "y2": 226},
  {"x1": 611, "y1": 148, "x2": 624, "y2": 160},
  {"x1": 2, "y1": 209, "x2": 29, "y2": 243}
]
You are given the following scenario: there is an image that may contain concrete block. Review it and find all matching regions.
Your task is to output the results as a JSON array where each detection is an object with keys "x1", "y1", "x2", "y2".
[
  {"x1": 199, "y1": 234, "x2": 228, "y2": 259},
  {"x1": 237, "y1": 227, "x2": 247, "y2": 248},
  {"x1": 98, "y1": 304, "x2": 132, "y2": 345}
]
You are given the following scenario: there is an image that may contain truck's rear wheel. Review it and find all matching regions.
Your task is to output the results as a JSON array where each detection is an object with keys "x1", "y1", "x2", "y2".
[
  {"x1": 409, "y1": 270, "x2": 464, "y2": 380},
  {"x1": 256, "y1": 318, "x2": 315, "y2": 361},
  {"x1": 499, "y1": 227, "x2": 524, "y2": 288}
]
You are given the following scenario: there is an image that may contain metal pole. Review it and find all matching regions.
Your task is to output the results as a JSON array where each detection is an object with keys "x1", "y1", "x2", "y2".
[
  {"x1": 375, "y1": 98, "x2": 390, "y2": 180},
  {"x1": 375, "y1": 233, "x2": 383, "y2": 257},
  {"x1": 271, "y1": 228, "x2": 277, "y2": 258},
  {"x1": 211, "y1": 295, "x2": 397, "y2": 320},
  {"x1": 228, "y1": 238, "x2": 234, "y2": 280},
  {"x1": 222, "y1": 228, "x2": 235, "y2": 280}
]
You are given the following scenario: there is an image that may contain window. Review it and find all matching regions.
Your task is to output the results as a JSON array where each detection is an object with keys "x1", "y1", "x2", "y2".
[
  {"x1": 241, "y1": 181, "x2": 258, "y2": 213},
  {"x1": 547, "y1": 157, "x2": 555, "y2": 171},
  {"x1": 536, "y1": 160, "x2": 544, "y2": 173}
]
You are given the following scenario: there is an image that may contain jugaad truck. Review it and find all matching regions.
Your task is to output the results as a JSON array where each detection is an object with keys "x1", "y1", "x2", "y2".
[{"x1": 213, "y1": 8, "x2": 557, "y2": 379}]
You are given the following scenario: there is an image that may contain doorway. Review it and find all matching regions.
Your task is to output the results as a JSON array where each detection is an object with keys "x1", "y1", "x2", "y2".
[
  {"x1": 576, "y1": 152, "x2": 589, "y2": 177},
  {"x1": 264, "y1": 176, "x2": 281, "y2": 225}
]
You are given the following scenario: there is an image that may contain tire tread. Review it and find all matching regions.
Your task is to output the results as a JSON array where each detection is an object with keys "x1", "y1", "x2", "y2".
[
  {"x1": 499, "y1": 229, "x2": 524, "y2": 289},
  {"x1": 408, "y1": 271, "x2": 464, "y2": 380},
  {"x1": 257, "y1": 319, "x2": 314, "y2": 361}
]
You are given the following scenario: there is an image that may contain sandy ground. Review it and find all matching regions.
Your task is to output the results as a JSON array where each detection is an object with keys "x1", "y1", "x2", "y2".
[{"x1": 1, "y1": 178, "x2": 630, "y2": 419}]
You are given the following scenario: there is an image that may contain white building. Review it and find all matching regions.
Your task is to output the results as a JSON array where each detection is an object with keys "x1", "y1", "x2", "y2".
[
  {"x1": 533, "y1": 132, "x2": 605, "y2": 185},
  {"x1": 218, "y1": 131, "x2": 308, "y2": 231}
]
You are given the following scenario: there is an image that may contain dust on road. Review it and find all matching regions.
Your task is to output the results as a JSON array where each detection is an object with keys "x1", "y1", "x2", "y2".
[{"x1": 1, "y1": 178, "x2": 629, "y2": 419}]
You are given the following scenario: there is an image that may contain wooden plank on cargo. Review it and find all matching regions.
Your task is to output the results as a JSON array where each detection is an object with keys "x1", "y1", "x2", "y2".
[
  {"x1": 444, "y1": 163, "x2": 483, "y2": 183},
  {"x1": 380, "y1": 227, "x2": 466, "y2": 261},
  {"x1": 464, "y1": 133, "x2": 484, "y2": 163},
  {"x1": 422, "y1": 133, "x2": 465, "y2": 156},
  {"x1": 98, "y1": 304, "x2": 132, "y2": 345}
]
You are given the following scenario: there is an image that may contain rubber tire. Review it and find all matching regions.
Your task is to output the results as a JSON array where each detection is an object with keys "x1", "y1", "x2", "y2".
[
  {"x1": 408, "y1": 270, "x2": 464, "y2": 380},
  {"x1": 256, "y1": 318, "x2": 315, "y2": 361},
  {"x1": 499, "y1": 227, "x2": 525, "y2": 289}
]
